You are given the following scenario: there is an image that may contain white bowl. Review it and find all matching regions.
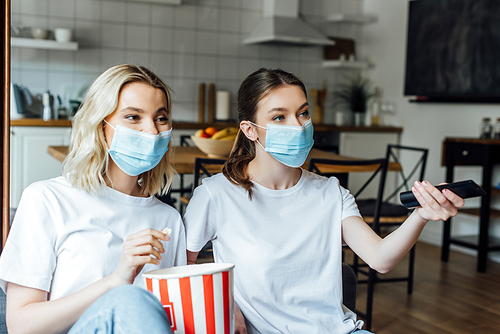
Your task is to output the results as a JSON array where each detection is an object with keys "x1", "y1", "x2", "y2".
[{"x1": 31, "y1": 28, "x2": 48, "y2": 39}]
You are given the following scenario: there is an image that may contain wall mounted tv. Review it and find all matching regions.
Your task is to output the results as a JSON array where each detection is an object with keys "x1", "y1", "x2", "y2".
[{"x1": 404, "y1": 0, "x2": 500, "y2": 103}]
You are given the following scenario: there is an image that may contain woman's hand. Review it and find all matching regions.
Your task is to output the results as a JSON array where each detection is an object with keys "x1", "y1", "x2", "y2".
[
  {"x1": 234, "y1": 303, "x2": 247, "y2": 334},
  {"x1": 413, "y1": 181, "x2": 465, "y2": 222},
  {"x1": 110, "y1": 228, "x2": 169, "y2": 287}
]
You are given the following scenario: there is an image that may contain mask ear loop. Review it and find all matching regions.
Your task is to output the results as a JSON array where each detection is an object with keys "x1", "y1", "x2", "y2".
[
  {"x1": 102, "y1": 119, "x2": 116, "y2": 190},
  {"x1": 248, "y1": 121, "x2": 267, "y2": 151},
  {"x1": 103, "y1": 119, "x2": 116, "y2": 130}
]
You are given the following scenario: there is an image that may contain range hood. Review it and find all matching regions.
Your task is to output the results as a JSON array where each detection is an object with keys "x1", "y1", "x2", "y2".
[{"x1": 243, "y1": 0, "x2": 334, "y2": 46}]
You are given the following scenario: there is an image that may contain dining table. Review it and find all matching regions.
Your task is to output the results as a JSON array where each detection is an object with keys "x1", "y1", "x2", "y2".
[{"x1": 47, "y1": 145, "x2": 401, "y2": 174}]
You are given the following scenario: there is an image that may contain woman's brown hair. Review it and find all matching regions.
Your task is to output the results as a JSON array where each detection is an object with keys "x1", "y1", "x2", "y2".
[{"x1": 222, "y1": 68, "x2": 307, "y2": 198}]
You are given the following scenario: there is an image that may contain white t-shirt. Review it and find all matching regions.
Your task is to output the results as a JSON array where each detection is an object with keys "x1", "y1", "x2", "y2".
[
  {"x1": 184, "y1": 170, "x2": 364, "y2": 334},
  {"x1": 0, "y1": 176, "x2": 187, "y2": 300}
]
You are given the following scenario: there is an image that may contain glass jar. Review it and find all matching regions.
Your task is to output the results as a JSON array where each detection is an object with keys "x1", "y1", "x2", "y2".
[
  {"x1": 494, "y1": 118, "x2": 500, "y2": 139},
  {"x1": 480, "y1": 117, "x2": 492, "y2": 139}
]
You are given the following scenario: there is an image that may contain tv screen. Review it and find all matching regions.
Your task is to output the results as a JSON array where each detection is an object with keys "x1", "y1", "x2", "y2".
[{"x1": 404, "y1": 0, "x2": 500, "y2": 102}]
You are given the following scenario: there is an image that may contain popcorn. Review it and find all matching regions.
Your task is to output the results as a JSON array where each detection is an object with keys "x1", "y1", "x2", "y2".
[{"x1": 162, "y1": 227, "x2": 172, "y2": 236}]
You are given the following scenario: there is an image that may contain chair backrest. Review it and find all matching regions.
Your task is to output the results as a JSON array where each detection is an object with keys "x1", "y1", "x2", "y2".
[
  {"x1": 180, "y1": 134, "x2": 194, "y2": 147},
  {"x1": 308, "y1": 157, "x2": 388, "y2": 232},
  {"x1": 383, "y1": 145, "x2": 428, "y2": 203},
  {"x1": 192, "y1": 157, "x2": 226, "y2": 191}
]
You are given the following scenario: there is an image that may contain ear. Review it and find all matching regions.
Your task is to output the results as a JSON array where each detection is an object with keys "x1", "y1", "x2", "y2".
[{"x1": 240, "y1": 121, "x2": 258, "y2": 142}]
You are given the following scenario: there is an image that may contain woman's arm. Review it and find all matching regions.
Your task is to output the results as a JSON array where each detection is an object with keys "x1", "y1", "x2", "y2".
[
  {"x1": 7, "y1": 278, "x2": 116, "y2": 334},
  {"x1": 7, "y1": 228, "x2": 168, "y2": 334},
  {"x1": 342, "y1": 181, "x2": 464, "y2": 274}
]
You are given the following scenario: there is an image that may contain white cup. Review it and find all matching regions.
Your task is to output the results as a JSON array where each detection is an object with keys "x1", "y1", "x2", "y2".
[
  {"x1": 335, "y1": 111, "x2": 345, "y2": 126},
  {"x1": 54, "y1": 28, "x2": 72, "y2": 43}
]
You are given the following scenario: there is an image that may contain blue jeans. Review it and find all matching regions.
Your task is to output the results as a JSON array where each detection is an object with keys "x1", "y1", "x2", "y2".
[
  {"x1": 353, "y1": 330, "x2": 374, "y2": 334},
  {"x1": 68, "y1": 285, "x2": 171, "y2": 334}
]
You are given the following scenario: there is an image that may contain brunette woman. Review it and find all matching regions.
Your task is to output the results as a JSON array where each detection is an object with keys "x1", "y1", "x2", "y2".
[{"x1": 184, "y1": 68, "x2": 464, "y2": 334}]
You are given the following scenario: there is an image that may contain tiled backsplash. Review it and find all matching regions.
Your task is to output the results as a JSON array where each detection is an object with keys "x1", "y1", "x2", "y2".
[{"x1": 11, "y1": 0, "x2": 363, "y2": 123}]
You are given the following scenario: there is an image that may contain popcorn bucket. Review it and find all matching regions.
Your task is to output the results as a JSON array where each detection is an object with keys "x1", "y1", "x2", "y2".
[{"x1": 143, "y1": 263, "x2": 235, "y2": 334}]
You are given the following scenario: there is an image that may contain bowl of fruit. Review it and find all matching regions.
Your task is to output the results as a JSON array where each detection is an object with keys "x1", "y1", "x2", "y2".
[{"x1": 191, "y1": 127, "x2": 239, "y2": 158}]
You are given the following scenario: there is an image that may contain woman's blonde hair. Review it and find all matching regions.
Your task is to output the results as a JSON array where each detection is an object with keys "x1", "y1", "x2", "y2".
[{"x1": 62, "y1": 64, "x2": 176, "y2": 196}]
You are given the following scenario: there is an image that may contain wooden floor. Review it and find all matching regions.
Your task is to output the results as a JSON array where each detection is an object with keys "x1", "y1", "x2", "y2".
[{"x1": 352, "y1": 242, "x2": 500, "y2": 333}]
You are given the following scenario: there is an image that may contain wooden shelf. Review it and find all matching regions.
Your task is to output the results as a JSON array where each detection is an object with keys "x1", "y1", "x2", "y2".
[
  {"x1": 322, "y1": 60, "x2": 371, "y2": 69},
  {"x1": 125, "y1": 0, "x2": 181, "y2": 4},
  {"x1": 326, "y1": 14, "x2": 377, "y2": 24},
  {"x1": 458, "y1": 207, "x2": 500, "y2": 218},
  {"x1": 11, "y1": 37, "x2": 78, "y2": 51}
]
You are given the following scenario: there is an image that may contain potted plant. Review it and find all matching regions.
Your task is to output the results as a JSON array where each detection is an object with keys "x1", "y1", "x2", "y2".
[{"x1": 333, "y1": 74, "x2": 373, "y2": 126}]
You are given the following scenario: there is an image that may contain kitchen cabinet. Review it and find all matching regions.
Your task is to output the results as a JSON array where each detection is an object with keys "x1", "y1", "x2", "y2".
[
  {"x1": 339, "y1": 132, "x2": 399, "y2": 158},
  {"x1": 339, "y1": 131, "x2": 400, "y2": 197},
  {"x1": 10, "y1": 126, "x2": 72, "y2": 208}
]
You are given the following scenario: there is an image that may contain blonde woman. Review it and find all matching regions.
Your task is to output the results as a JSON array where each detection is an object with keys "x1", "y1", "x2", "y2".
[{"x1": 0, "y1": 65, "x2": 185, "y2": 334}]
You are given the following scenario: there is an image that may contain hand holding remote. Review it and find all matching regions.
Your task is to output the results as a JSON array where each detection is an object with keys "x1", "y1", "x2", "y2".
[
  {"x1": 401, "y1": 180, "x2": 467, "y2": 223},
  {"x1": 400, "y1": 180, "x2": 485, "y2": 209}
]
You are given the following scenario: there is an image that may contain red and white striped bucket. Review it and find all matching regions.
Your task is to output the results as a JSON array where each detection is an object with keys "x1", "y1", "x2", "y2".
[{"x1": 143, "y1": 263, "x2": 234, "y2": 334}]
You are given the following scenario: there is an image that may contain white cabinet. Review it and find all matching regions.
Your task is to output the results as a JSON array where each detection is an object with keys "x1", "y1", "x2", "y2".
[
  {"x1": 10, "y1": 126, "x2": 72, "y2": 208},
  {"x1": 339, "y1": 132, "x2": 399, "y2": 158},
  {"x1": 339, "y1": 132, "x2": 400, "y2": 198}
]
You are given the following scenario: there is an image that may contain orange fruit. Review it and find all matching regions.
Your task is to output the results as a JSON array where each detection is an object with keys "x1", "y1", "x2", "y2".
[{"x1": 205, "y1": 127, "x2": 218, "y2": 137}]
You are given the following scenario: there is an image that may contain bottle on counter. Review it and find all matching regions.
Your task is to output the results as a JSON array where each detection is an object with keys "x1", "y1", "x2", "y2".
[
  {"x1": 42, "y1": 91, "x2": 52, "y2": 121},
  {"x1": 494, "y1": 118, "x2": 500, "y2": 139},
  {"x1": 369, "y1": 87, "x2": 382, "y2": 126},
  {"x1": 480, "y1": 117, "x2": 492, "y2": 139}
]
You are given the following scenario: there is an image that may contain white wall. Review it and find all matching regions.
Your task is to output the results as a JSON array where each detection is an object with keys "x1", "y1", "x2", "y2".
[
  {"x1": 10, "y1": 0, "x2": 364, "y2": 125},
  {"x1": 360, "y1": 0, "x2": 500, "y2": 262}
]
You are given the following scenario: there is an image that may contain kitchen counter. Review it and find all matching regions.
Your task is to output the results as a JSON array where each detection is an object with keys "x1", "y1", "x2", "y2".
[
  {"x1": 11, "y1": 118, "x2": 403, "y2": 133},
  {"x1": 10, "y1": 119, "x2": 72, "y2": 127}
]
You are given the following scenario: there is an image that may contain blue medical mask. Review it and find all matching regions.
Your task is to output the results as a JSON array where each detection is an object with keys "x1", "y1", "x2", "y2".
[
  {"x1": 251, "y1": 118, "x2": 314, "y2": 168},
  {"x1": 104, "y1": 120, "x2": 172, "y2": 176}
]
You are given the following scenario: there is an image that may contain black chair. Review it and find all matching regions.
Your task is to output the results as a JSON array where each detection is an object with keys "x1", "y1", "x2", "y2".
[
  {"x1": 342, "y1": 263, "x2": 358, "y2": 312},
  {"x1": 355, "y1": 145, "x2": 428, "y2": 295},
  {"x1": 160, "y1": 135, "x2": 196, "y2": 214},
  {"x1": 308, "y1": 157, "x2": 388, "y2": 331},
  {"x1": 180, "y1": 157, "x2": 226, "y2": 258},
  {"x1": 177, "y1": 135, "x2": 195, "y2": 199}
]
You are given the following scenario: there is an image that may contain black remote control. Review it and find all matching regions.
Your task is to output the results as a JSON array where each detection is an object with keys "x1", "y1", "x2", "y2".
[{"x1": 399, "y1": 180, "x2": 486, "y2": 209}]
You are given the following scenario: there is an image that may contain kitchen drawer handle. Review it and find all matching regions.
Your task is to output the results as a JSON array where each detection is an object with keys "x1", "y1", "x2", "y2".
[{"x1": 462, "y1": 150, "x2": 468, "y2": 156}]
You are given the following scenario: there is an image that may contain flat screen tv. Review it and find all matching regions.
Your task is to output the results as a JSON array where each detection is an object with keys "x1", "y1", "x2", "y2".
[{"x1": 404, "y1": 0, "x2": 500, "y2": 103}]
